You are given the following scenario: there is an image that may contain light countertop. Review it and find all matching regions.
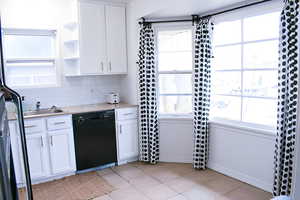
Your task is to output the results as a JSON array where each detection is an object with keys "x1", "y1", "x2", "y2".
[{"x1": 8, "y1": 103, "x2": 137, "y2": 120}]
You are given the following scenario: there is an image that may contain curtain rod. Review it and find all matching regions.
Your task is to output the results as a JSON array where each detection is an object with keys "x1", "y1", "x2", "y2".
[{"x1": 139, "y1": 0, "x2": 273, "y2": 25}]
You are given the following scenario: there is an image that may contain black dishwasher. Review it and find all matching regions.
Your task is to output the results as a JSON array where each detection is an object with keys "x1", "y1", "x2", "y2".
[{"x1": 73, "y1": 110, "x2": 117, "y2": 171}]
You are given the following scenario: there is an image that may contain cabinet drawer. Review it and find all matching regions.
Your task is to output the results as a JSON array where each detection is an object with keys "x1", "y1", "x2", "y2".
[
  {"x1": 24, "y1": 119, "x2": 44, "y2": 134},
  {"x1": 116, "y1": 107, "x2": 138, "y2": 121},
  {"x1": 46, "y1": 115, "x2": 71, "y2": 131}
]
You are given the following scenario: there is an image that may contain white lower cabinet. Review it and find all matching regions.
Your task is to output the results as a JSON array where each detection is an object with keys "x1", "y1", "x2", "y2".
[
  {"x1": 115, "y1": 107, "x2": 139, "y2": 164},
  {"x1": 117, "y1": 119, "x2": 138, "y2": 161},
  {"x1": 48, "y1": 130, "x2": 76, "y2": 175},
  {"x1": 26, "y1": 134, "x2": 50, "y2": 180},
  {"x1": 9, "y1": 115, "x2": 76, "y2": 186},
  {"x1": 9, "y1": 107, "x2": 139, "y2": 185}
]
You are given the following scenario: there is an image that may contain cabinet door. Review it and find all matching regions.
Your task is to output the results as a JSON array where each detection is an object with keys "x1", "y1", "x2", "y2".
[
  {"x1": 106, "y1": 6, "x2": 127, "y2": 74},
  {"x1": 48, "y1": 130, "x2": 76, "y2": 175},
  {"x1": 26, "y1": 134, "x2": 49, "y2": 180},
  {"x1": 79, "y1": 2, "x2": 106, "y2": 74},
  {"x1": 117, "y1": 119, "x2": 138, "y2": 161}
]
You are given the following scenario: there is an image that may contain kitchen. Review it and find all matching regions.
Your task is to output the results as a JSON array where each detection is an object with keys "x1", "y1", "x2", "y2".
[
  {"x1": 0, "y1": 0, "x2": 299, "y2": 200},
  {"x1": 1, "y1": 0, "x2": 139, "y2": 199}
]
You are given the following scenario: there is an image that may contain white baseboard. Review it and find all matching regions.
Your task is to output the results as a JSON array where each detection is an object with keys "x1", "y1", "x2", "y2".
[
  {"x1": 32, "y1": 171, "x2": 76, "y2": 185},
  {"x1": 118, "y1": 156, "x2": 139, "y2": 165},
  {"x1": 208, "y1": 162, "x2": 272, "y2": 193}
]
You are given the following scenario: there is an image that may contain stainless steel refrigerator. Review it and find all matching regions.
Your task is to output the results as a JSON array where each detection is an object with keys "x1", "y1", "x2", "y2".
[{"x1": 0, "y1": 17, "x2": 33, "y2": 199}]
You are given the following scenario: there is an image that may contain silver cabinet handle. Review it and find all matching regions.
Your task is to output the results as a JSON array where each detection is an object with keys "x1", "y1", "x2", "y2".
[
  {"x1": 101, "y1": 62, "x2": 104, "y2": 72},
  {"x1": 120, "y1": 125, "x2": 122, "y2": 134},
  {"x1": 40, "y1": 136, "x2": 44, "y2": 147},
  {"x1": 25, "y1": 125, "x2": 36, "y2": 128},
  {"x1": 50, "y1": 136, "x2": 53, "y2": 146},
  {"x1": 124, "y1": 113, "x2": 134, "y2": 116},
  {"x1": 54, "y1": 121, "x2": 65, "y2": 125},
  {"x1": 109, "y1": 61, "x2": 112, "y2": 72}
]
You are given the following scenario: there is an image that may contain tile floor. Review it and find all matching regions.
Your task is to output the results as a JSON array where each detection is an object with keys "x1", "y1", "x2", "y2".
[
  {"x1": 18, "y1": 171, "x2": 114, "y2": 200},
  {"x1": 24, "y1": 162, "x2": 273, "y2": 200}
]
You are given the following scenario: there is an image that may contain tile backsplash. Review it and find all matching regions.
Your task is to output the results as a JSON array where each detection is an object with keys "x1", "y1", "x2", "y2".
[{"x1": 10, "y1": 76, "x2": 122, "y2": 112}]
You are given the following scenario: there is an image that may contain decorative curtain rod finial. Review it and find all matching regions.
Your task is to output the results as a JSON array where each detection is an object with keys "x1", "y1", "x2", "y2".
[{"x1": 191, "y1": 15, "x2": 200, "y2": 25}]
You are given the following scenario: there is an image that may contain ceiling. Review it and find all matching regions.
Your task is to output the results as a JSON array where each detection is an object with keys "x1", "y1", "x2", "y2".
[{"x1": 143, "y1": 0, "x2": 265, "y2": 18}]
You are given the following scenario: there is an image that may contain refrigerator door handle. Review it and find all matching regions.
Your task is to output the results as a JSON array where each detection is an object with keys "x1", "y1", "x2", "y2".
[{"x1": 13, "y1": 95, "x2": 34, "y2": 200}]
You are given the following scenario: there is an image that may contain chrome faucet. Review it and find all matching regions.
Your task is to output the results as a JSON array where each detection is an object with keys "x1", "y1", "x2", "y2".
[{"x1": 36, "y1": 101, "x2": 41, "y2": 111}]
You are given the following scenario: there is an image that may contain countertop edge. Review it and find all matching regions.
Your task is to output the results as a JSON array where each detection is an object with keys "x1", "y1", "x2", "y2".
[{"x1": 8, "y1": 103, "x2": 138, "y2": 121}]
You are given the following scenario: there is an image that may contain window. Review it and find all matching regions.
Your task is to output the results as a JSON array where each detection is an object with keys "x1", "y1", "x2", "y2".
[
  {"x1": 157, "y1": 27, "x2": 193, "y2": 116},
  {"x1": 3, "y1": 29, "x2": 58, "y2": 88},
  {"x1": 210, "y1": 12, "x2": 280, "y2": 127}
]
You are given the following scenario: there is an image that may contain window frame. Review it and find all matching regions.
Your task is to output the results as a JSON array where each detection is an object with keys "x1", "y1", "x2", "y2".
[
  {"x1": 154, "y1": 23, "x2": 195, "y2": 118},
  {"x1": 210, "y1": 11, "x2": 281, "y2": 131},
  {"x1": 2, "y1": 28, "x2": 61, "y2": 89}
]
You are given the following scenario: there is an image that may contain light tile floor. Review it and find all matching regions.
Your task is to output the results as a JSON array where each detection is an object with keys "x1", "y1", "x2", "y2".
[
  {"x1": 25, "y1": 162, "x2": 273, "y2": 200},
  {"x1": 95, "y1": 162, "x2": 272, "y2": 200}
]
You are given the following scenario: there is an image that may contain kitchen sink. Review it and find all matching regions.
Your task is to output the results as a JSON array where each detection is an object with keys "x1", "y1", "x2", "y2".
[{"x1": 24, "y1": 107, "x2": 64, "y2": 116}]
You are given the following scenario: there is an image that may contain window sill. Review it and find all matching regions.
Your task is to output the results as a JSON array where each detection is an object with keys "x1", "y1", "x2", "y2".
[
  {"x1": 209, "y1": 118, "x2": 276, "y2": 137},
  {"x1": 158, "y1": 115, "x2": 276, "y2": 137}
]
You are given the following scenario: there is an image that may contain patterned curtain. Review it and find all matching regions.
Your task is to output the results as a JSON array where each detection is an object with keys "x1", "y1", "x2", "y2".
[
  {"x1": 137, "y1": 23, "x2": 159, "y2": 164},
  {"x1": 193, "y1": 18, "x2": 214, "y2": 169},
  {"x1": 273, "y1": 0, "x2": 299, "y2": 196}
]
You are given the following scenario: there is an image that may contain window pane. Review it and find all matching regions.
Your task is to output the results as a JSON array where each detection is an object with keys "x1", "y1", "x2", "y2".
[
  {"x1": 159, "y1": 74, "x2": 192, "y2": 94},
  {"x1": 214, "y1": 20, "x2": 241, "y2": 45},
  {"x1": 5, "y1": 62, "x2": 56, "y2": 87},
  {"x1": 243, "y1": 70, "x2": 278, "y2": 98},
  {"x1": 210, "y1": 95, "x2": 241, "y2": 121},
  {"x1": 160, "y1": 95, "x2": 192, "y2": 114},
  {"x1": 243, "y1": 40, "x2": 278, "y2": 69},
  {"x1": 158, "y1": 51, "x2": 192, "y2": 71},
  {"x1": 244, "y1": 12, "x2": 280, "y2": 41},
  {"x1": 4, "y1": 35, "x2": 55, "y2": 59},
  {"x1": 211, "y1": 71, "x2": 241, "y2": 95},
  {"x1": 242, "y1": 98, "x2": 277, "y2": 126},
  {"x1": 158, "y1": 29, "x2": 192, "y2": 52},
  {"x1": 213, "y1": 45, "x2": 241, "y2": 70}
]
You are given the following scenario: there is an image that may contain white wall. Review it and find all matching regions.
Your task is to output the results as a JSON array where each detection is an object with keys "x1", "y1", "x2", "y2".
[
  {"x1": 208, "y1": 123, "x2": 275, "y2": 192},
  {"x1": 0, "y1": 0, "x2": 122, "y2": 110},
  {"x1": 159, "y1": 119, "x2": 275, "y2": 192},
  {"x1": 159, "y1": 119, "x2": 194, "y2": 163},
  {"x1": 293, "y1": 110, "x2": 300, "y2": 200},
  {"x1": 15, "y1": 76, "x2": 121, "y2": 110}
]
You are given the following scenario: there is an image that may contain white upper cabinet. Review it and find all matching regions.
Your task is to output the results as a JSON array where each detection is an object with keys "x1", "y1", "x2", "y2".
[
  {"x1": 106, "y1": 6, "x2": 127, "y2": 74},
  {"x1": 64, "y1": 1, "x2": 127, "y2": 76},
  {"x1": 79, "y1": 2, "x2": 106, "y2": 75}
]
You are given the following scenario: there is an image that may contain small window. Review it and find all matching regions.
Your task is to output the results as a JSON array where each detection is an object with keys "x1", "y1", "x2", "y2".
[
  {"x1": 157, "y1": 28, "x2": 193, "y2": 116},
  {"x1": 3, "y1": 29, "x2": 58, "y2": 88},
  {"x1": 210, "y1": 12, "x2": 280, "y2": 127}
]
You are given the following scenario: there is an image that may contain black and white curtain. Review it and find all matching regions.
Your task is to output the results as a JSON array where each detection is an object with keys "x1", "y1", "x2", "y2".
[
  {"x1": 273, "y1": 0, "x2": 299, "y2": 196},
  {"x1": 193, "y1": 18, "x2": 214, "y2": 169},
  {"x1": 138, "y1": 23, "x2": 159, "y2": 164}
]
